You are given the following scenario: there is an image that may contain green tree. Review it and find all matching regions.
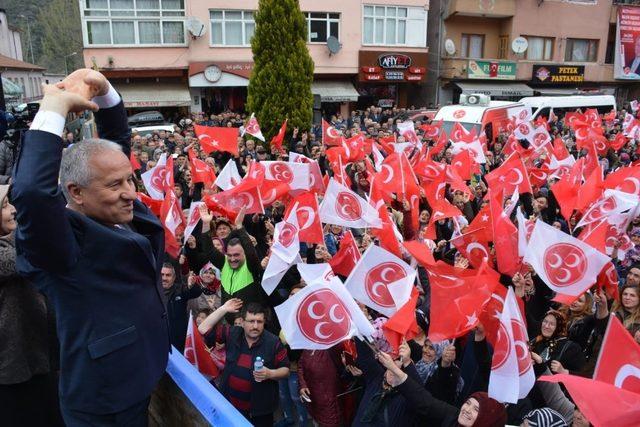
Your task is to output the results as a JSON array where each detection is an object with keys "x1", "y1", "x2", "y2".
[
  {"x1": 37, "y1": 0, "x2": 83, "y2": 73},
  {"x1": 246, "y1": 0, "x2": 314, "y2": 144}
]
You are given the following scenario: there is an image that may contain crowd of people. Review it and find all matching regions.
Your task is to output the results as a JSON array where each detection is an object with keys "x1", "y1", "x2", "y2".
[{"x1": 1, "y1": 68, "x2": 640, "y2": 427}]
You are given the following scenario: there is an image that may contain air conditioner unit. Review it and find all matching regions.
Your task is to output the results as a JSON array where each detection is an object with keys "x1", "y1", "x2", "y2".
[{"x1": 460, "y1": 93, "x2": 490, "y2": 106}]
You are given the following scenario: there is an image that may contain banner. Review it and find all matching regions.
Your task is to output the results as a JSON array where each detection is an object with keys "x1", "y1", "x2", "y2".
[
  {"x1": 615, "y1": 6, "x2": 640, "y2": 80},
  {"x1": 467, "y1": 60, "x2": 516, "y2": 80},
  {"x1": 531, "y1": 65, "x2": 585, "y2": 84}
]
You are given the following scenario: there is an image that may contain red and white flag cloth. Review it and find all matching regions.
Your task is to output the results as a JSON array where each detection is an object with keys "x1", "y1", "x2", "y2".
[
  {"x1": 270, "y1": 119, "x2": 287, "y2": 152},
  {"x1": 603, "y1": 164, "x2": 640, "y2": 197},
  {"x1": 328, "y1": 230, "x2": 361, "y2": 277},
  {"x1": 516, "y1": 206, "x2": 533, "y2": 258},
  {"x1": 488, "y1": 287, "x2": 535, "y2": 404},
  {"x1": 240, "y1": 113, "x2": 265, "y2": 141},
  {"x1": 289, "y1": 152, "x2": 326, "y2": 194},
  {"x1": 206, "y1": 176, "x2": 264, "y2": 215},
  {"x1": 188, "y1": 149, "x2": 216, "y2": 186},
  {"x1": 513, "y1": 121, "x2": 535, "y2": 144},
  {"x1": 397, "y1": 120, "x2": 420, "y2": 144},
  {"x1": 344, "y1": 244, "x2": 416, "y2": 318},
  {"x1": 194, "y1": 124, "x2": 239, "y2": 155},
  {"x1": 523, "y1": 220, "x2": 610, "y2": 296},
  {"x1": 215, "y1": 158, "x2": 242, "y2": 191},
  {"x1": 322, "y1": 119, "x2": 343, "y2": 146},
  {"x1": 509, "y1": 105, "x2": 532, "y2": 124},
  {"x1": 263, "y1": 252, "x2": 303, "y2": 296},
  {"x1": 485, "y1": 153, "x2": 532, "y2": 195},
  {"x1": 183, "y1": 201, "x2": 204, "y2": 241},
  {"x1": 319, "y1": 178, "x2": 381, "y2": 229},
  {"x1": 576, "y1": 189, "x2": 639, "y2": 229},
  {"x1": 261, "y1": 161, "x2": 311, "y2": 191},
  {"x1": 274, "y1": 278, "x2": 375, "y2": 350},
  {"x1": 160, "y1": 188, "x2": 184, "y2": 257},
  {"x1": 284, "y1": 192, "x2": 324, "y2": 244},
  {"x1": 450, "y1": 138, "x2": 487, "y2": 164},
  {"x1": 141, "y1": 153, "x2": 168, "y2": 200},
  {"x1": 296, "y1": 262, "x2": 335, "y2": 286},
  {"x1": 631, "y1": 100, "x2": 639, "y2": 113},
  {"x1": 272, "y1": 208, "x2": 300, "y2": 264},
  {"x1": 549, "y1": 154, "x2": 576, "y2": 180},
  {"x1": 593, "y1": 315, "x2": 640, "y2": 394},
  {"x1": 184, "y1": 313, "x2": 219, "y2": 378}
]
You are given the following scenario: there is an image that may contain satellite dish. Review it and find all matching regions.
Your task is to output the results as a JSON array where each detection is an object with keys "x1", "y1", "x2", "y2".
[
  {"x1": 444, "y1": 39, "x2": 456, "y2": 55},
  {"x1": 512, "y1": 37, "x2": 528, "y2": 54},
  {"x1": 186, "y1": 17, "x2": 206, "y2": 38},
  {"x1": 327, "y1": 36, "x2": 341, "y2": 56}
]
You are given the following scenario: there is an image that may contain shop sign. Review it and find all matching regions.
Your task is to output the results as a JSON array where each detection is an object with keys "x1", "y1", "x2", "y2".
[
  {"x1": 364, "y1": 74, "x2": 383, "y2": 81},
  {"x1": 467, "y1": 60, "x2": 516, "y2": 80},
  {"x1": 531, "y1": 65, "x2": 585, "y2": 84},
  {"x1": 378, "y1": 54, "x2": 412, "y2": 69},
  {"x1": 385, "y1": 71, "x2": 405, "y2": 80}
]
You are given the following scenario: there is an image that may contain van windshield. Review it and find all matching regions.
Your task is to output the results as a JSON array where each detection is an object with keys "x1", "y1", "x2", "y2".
[{"x1": 441, "y1": 121, "x2": 481, "y2": 137}]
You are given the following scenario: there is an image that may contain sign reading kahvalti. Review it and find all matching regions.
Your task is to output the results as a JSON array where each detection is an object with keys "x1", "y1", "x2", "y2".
[{"x1": 531, "y1": 65, "x2": 585, "y2": 84}]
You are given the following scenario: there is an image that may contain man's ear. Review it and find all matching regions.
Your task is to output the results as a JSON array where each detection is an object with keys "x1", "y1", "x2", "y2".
[{"x1": 66, "y1": 183, "x2": 84, "y2": 206}]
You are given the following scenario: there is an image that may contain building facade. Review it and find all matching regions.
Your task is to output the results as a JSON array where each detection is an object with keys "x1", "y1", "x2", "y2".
[
  {"x1": 427, "y1": 0, "x2": 640, "y2": 106},
  {"x1": 79, "y1": 0, "x2": 430, "y2": 119},
  {"x1": 0, "y1": 8, "x2": 48, "y2": 105}
]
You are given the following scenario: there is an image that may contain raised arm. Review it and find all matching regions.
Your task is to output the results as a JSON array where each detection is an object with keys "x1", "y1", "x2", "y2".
[{"x1": 12, "y1": 78, "x2": 101, "y2": 273}]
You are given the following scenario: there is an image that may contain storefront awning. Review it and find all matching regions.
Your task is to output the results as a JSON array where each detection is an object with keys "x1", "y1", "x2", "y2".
[
  {"x1": 312, "y1": 80, "x2": 360, "y2": 103},
  {"x1": 455, "y1": 82, "x2": 534, "y2": 98},
  {"x1": 114, "y1": 82, "x2": 191, "y2": 108}
]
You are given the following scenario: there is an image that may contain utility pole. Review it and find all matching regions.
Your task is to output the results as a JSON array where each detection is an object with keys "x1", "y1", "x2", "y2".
[{"x1": 19, "y1": 14, "x2": 35, "y2": 64}]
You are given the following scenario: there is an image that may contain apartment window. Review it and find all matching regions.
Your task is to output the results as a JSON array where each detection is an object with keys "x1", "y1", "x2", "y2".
[
  {"x1": 498, "y1": 35, "x2": 508, "y2": 59},
  {"x1": 304, "y1": 12, "x2": 339, "y2": 43},
  {"x1": 525, "y1": 36, "x2": 554, "y2": 61},
  {"x1": 82, "y1": 0, "x2": 185, "y2": 46},
  {"x1": 461, "y1": 34, "x2": 484, "y2": 58},
  {"x1": 565, "y1": 38, "x2": 598, "y2": 62},
  {"x1": 362, "y1": 5, "x2": 426, "y2": 47},
  {"x1": 210, "y1": 10, "x2": 255, "y2": 46}
]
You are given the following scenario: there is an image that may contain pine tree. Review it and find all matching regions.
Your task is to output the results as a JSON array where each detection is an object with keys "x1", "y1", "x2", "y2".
[{"x1": 246, "y1": 0, "x2": 314, "y2": 144}]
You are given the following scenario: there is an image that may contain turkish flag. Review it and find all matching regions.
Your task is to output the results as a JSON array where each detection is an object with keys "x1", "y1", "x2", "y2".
[
  {"x1": 274, "y1": 277, "x2": 375, "y2": 350},
  {"x1": 188, "y1": 149, "x2": 216, "y2": 186},
  {"x1": 318, "y1": 179, "x2": 381, "y2": 229},
  {"x1": 485, "y1": 153, "x2": 532, "y2": 195},
  {"x1": 284, "y1": 191, "x2": 323, "y2": 244},
  {"x1": 450, "y1": 227, "x2": 493, "y2": 269},
  {"x1": 415, "y1": 156, "x2": 446, "y2": 182},
  {"x1": 488, "y1": 287, "x2": 535, "y2": 404},
  {"x1": 451, "y1": 149, "x2": 476, "y2": 181},
  {"x1": 271, "y1": 119, "x2": 288, "y2": 152},
  {"x1": 523, "y1": 220, "x2": 610, "y2": 296},
  {"x1": 130, "y1": 151, "x2": 141, "y2": 171},
  {"x1": 489, "y1": 189, "x2": 520, "y2": 276},
  {"x1": 204, "y1": 176, "x2": 264, "y2": 216},
  {"x1": 539, "y1": 374, "x2": 640, "y2": 427},
  {"x1": 420, "y1": 120, "x2": 443, "y2": 139},
  {"x1": 450, "y1": 122, "x2": 476, "y2": 143},
  {"x1": 552, "y1": 137, "x2": 571, "y2": 161},
  {"x1": 328, "y1": 230, "x2": 361, "y2": 277},
  {"x1": 184, "y1": 314, "x2": 219, "y2": 378},
  {"x1": 431, "y1": 130, "x2": 448, "y2": 156},
  {"x1": 403, "y1": 240, "x2": 436, "y2": 267},
  {"x1": 371, "y1": 205, "x2": 403, "y2": 258},
  {"x1": 551, "y1": 157, "x2": 584, "y2": 221},
  {"x1": 383, "y1": 287, "x2": 420, "y2": 352},
  {"x1": 593, "y1": 315, "x2": 640, "y2": 394},
  {"x1": 427, "y1": 260, "x2": 496, "y2": 342},
  {"x1": 611, "y1": 133, "x2": 629, "y2": 151},
  {"x1": 597, "y1": 262, "x2": 620, "y2": 301},
  {"x1": 258, "y1": 179, "x2": 290, "y2": 208},
  {"x1": 467, "y1": 204, "x2": 494, "y2": 242},
  {"x1": 322, "y1": 119, "x2": 343, "y2": 146},
  {"x1": 344, "y1": 134, "x2": 367, "y2": 162},
  {"x1": 575, "y1": 163, "x2": 603, "y2": 213},
  {"x1": 424, "y1": 199, "x2": 463, "y2": 240},
  {"x1": 194, "y1": 124, "x2": 239, "y2": 155},
  {"x1": 344, "y1": 244, "x2": 416, "y2": 318}
]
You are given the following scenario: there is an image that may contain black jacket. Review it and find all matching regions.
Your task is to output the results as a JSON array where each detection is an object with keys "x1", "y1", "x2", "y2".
[
  {"x1": 0, "y1": 137, "x2": 18, "y2": 184},
  {"x1": 166, "y1": 283, "x2": 203, "y2": 352}
]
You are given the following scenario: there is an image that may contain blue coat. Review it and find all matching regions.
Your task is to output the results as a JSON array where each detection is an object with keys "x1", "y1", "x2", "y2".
[{"x1": 11, "y1": 101, "x2": 170, "y2": 414}]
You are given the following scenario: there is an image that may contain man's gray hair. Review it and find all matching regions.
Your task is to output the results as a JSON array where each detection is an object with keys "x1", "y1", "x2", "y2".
[{"x1": 60, "y1": 138, "x2": 122, "y2": 200}]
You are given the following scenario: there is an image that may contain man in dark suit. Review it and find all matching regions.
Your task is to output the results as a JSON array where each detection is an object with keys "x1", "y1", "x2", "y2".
[{"x1": 11, "y1": 70, "x2": 170, "y2": 426}]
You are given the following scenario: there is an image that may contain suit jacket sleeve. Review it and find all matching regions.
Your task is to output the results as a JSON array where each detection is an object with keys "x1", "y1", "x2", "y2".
[
  {"x1": 395, "y1": 375, "x2": 459, "y2": 423},
  {"x1": 12, "y1": 130, "x2": 80, "y2": 273},
  {"x1": 94, "y1": 100, "x2": 131, "y2": 157}
]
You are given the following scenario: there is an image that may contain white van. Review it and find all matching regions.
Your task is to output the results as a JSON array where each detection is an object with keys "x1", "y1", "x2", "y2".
[
  {"x1": 434, "y1": 97, "x2": 522, "y2": 140},
  {"x1": 519, "y1": 95, "x2": 616, "y2": 121}
]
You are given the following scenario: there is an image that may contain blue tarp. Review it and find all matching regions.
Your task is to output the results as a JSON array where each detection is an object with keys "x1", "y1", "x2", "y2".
[{"x1": 166, "y1": 346, "x2": 252, "y2": 427}]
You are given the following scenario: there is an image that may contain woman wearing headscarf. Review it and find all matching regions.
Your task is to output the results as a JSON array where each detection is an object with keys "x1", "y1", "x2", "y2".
[
  {"x1": 0, "y1": 185, "x2": 63, "y2": 426},
  {"x1": 528, "y1": 310, "x2": 585, "y2": 375},
  {"x1": 379, "y1": 350, "x2": 507, "y2": 427},
  {"x1": 414, "y1": 339, "x2": 462, "y2": 405}
]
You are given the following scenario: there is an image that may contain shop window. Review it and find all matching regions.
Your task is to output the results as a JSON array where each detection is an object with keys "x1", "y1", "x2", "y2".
[
  {"x1": 525, "y1": 36, "x2": 554, "y2": 61},
  {"x1": 82, "y1": 0, "x2": 185, "y2": 46},
  {"x1": 565, "y1": 38, "x2": 598, "y2": 62},
  {"x1": 605, "y1": 24, "x2": 616, "y2": 64},
  {"x1": 362, "y1": 5, "x2": 426, "y2": 47},
  {"x1": 461, "y1": 34, "x2": 484, "y2": 58},
  {"x1": 210, "y1": 10, "x2": 255, "y2": 46},
  {"x1": 304, "y1": 12, "x2": 339, "y2": 43}
]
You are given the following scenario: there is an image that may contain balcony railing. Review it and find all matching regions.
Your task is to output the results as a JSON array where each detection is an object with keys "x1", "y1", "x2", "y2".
[{"x1": 444, "y1": 0, "x2": 515, "y2": 20}]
